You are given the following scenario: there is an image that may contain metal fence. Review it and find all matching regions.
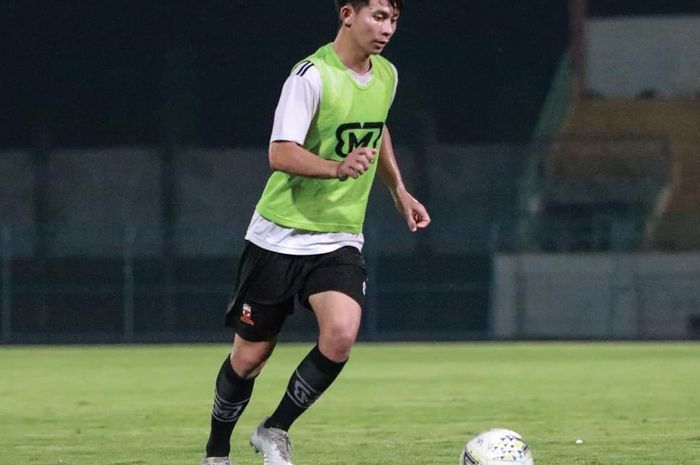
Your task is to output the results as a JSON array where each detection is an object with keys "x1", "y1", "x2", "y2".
[
  {"x1": 0, "y1": 222, "x2": 494, "y2": 344},
  {"x1": 2, "y1": 137, "x2": 697, "y2": 343},
  {"x1": 0, "y1": 143, "x2": 526, "y2": 343}
]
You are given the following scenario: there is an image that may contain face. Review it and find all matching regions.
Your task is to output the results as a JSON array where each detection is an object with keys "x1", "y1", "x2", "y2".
[{"x1": 342, "y1": 0, "x2": 399, "y2": 55}]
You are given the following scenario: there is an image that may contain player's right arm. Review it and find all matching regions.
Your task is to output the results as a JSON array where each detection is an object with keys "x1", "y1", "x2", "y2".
[
  {"x1": 270, "y1": 142, "x2": 375, "y2": 180},
  {"x1": 268, "y1": 62, "x2": 374, "y2": 181}
]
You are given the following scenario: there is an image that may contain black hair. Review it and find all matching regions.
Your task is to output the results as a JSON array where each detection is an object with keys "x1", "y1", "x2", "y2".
[{"x1": 334, "y1": 0, "x2": 404, "y2": 14}]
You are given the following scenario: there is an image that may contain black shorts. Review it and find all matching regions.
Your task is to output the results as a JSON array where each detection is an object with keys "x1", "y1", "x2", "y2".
[{"x1": 224, "y1": 242, "x2": 367, "y2": 342}]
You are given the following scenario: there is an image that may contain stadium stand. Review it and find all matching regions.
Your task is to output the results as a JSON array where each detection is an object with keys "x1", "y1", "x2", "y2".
[
  {"x1": 520, "y1": 17, "x2": 700, "y2": 252},
  {"x1": 559, "y1": 99, "x2": 700, "y2": 250}
]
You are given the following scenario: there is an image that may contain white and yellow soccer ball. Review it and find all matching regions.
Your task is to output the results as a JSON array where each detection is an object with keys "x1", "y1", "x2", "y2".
[{"x1": 460, "y1": 428, "x2": 534, "y2": 465}]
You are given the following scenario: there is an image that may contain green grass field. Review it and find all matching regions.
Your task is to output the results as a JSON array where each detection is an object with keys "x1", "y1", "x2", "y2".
[{"x1": 1, "y1": 343, "x2": 699, "y2": 465}]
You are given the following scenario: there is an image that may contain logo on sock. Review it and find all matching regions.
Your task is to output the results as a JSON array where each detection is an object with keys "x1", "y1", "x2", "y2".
[
  {"x1": 212, "y1": 393, "x2": 249, "y2": 423},
  {"x1": 288, "y1": 370, "x2": 320, "y2": 408},
  {"x1": 291, "y1": 380, "x2": 316, "y2": 408},
  {"x1": 240, "y1": 303, "x2": 255, "y2": 326}
]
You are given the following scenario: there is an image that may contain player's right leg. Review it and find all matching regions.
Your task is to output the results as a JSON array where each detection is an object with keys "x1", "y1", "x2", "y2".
[
  {"x1": 203, "y1": 334, "x2": 276, "y2": 463},
  {"x1": 203, "y1": 242, "x2": 299, "y2": 464}
]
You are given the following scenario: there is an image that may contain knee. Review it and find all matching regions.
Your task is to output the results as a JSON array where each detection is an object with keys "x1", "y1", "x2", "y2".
[
  {"x1": 320, "y1": 322, "x2": 358, "y2": 361},
  {"x1": 230, "y1": 350, "x2": 267, "y2": 379}
]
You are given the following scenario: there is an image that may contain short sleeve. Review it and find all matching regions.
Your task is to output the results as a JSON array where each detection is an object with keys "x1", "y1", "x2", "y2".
[{"x1": 269, "y1": 63, "x2": 322, "y2": 145}]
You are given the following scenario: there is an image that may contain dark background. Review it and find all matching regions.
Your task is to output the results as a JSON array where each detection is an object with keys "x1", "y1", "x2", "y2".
[{"x1": 2, "y1": 1, "x2": 699, "y2": 150}]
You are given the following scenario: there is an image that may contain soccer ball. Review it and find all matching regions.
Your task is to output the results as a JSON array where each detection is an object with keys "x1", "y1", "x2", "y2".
[{"x1": 459, "y1": 428, "x2": 534, "y2": 465}]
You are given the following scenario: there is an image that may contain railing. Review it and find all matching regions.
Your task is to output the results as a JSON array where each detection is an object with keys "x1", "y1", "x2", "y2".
[
  {"x1": 517, "y1": 50, "x2": 574, "y2": 248},
  {"x1": 531, "y1": 51, "x2": 574, "y2": 140}
]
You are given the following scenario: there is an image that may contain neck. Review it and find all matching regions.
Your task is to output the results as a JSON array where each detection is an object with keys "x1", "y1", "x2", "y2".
[{"x1": 332, "y1": 31, "x2": 371, "y2": 74}]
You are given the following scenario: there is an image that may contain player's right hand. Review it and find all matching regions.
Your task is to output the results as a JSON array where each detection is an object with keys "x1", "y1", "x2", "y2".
[{"x1": 336, "y1": 147, "x2": 377, "y2": 181}]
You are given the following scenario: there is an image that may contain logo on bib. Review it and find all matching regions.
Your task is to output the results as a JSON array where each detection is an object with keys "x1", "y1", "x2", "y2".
[{"x1": 335, "y1": 122, "x2": 384, "y2": 157}]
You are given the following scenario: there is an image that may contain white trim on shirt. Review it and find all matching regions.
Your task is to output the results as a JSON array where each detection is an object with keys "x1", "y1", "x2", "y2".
[{"x1": 245, "y1": 211, "x2": 364, "y2": 255}]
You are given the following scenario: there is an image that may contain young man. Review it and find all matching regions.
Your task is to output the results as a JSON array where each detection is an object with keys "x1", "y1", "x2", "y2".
[{"x1": 201, "y1": 1, "x2": 429, "y2": 464}]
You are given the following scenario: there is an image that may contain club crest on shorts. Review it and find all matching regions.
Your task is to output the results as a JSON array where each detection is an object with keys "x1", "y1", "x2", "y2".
[{"x1": 240, "y1": 303, "x2": 255, "y2": 326}]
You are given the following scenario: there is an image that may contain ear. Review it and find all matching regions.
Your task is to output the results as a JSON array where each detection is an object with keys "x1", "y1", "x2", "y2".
[{"x1": 340, "y1": 5, "x2": 353, "y2": 27}]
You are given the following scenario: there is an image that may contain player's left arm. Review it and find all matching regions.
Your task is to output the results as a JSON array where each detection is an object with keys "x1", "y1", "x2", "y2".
[{"x1": 377, "y1": 125, "x2": 431, "y2": 232}]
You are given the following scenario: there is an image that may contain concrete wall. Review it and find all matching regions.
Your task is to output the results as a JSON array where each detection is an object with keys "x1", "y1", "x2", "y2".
[
  {"x1": 586, "y1": 16, "x2": 700, "y2": 97},
  {"x1": 492, "y1": 253, "x2": 700, "y2": 339}
]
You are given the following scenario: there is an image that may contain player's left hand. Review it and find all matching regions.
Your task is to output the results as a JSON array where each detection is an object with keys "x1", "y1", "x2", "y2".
[{"x1": 394, "y1": 189, "x2": 430, "y2": 232}]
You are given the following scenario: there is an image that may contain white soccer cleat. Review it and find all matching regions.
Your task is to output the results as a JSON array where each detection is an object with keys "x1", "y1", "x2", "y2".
[
  {"x1": 200, "y1": 457, "x2": 230, "y2": 465},
  {"x1": 249, "y1": 419, "x2": 294, "y2": 465}
]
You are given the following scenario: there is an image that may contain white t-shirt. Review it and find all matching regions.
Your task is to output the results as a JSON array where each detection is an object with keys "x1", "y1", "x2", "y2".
[{"x1": 245, "y1": 60, "x2": 397, "y2": 255}]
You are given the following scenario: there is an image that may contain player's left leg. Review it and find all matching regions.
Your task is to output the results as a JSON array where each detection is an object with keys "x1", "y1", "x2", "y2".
[
  {"x1": 270, "y1": 290, "x2": 360, "y2": 429},
  {"x1": 250, "y1": 291, "x2": 360, "y2": 465},
  {"x1": 249, "y1": 246, "x2": 365, "y2": 464}
]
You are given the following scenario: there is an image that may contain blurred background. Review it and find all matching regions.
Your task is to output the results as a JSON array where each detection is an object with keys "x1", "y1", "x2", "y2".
[{"x1": 1, "y1": 0, "x2": 699, "y2": 344}]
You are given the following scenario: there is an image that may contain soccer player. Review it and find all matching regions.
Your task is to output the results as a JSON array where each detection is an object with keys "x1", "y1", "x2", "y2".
[{"x1": 201, "y1": 1, "x2": 429, "y2": 464}]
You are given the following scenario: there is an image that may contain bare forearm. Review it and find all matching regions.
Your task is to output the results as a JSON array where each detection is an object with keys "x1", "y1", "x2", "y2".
[
  {"x1": 377, "y1": 125, "x2": 406, "y2": 197},
  {"x1": 269, "y1": 141, "x2": 338, "y2": 179},
  {"x1": 376, "y1": 125, "x2": 431, "y2": 231}
]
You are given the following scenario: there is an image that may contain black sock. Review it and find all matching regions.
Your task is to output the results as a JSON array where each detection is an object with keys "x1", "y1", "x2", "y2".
[
  {"x1": 205, "y1": 355, "x2": 255, "y2": 457},
  {"x1": 265, "y1": 345, "x2": 346, "y2": 431}
]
